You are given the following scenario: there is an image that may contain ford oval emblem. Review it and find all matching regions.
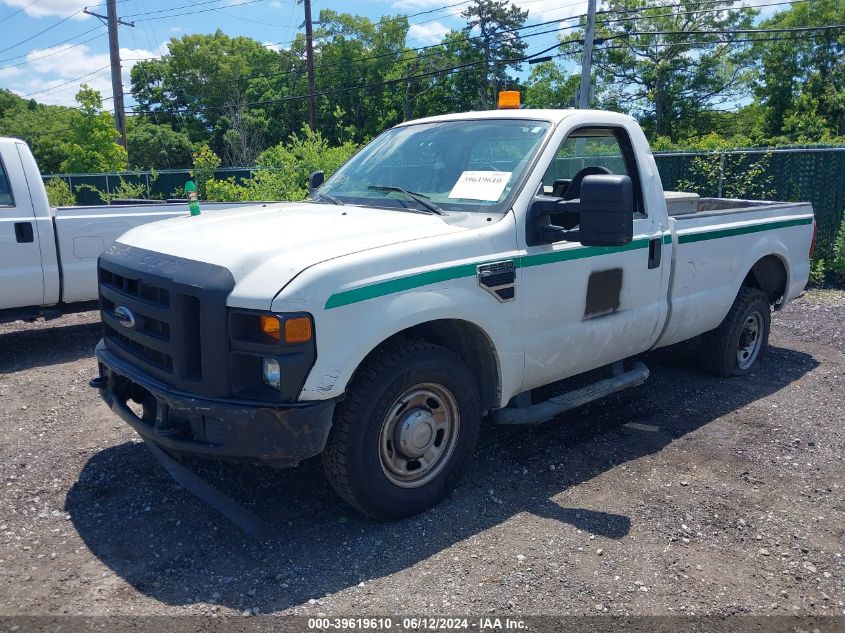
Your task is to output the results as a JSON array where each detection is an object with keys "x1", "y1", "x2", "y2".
[{"x1": 114, "y1": 305, "x2": 136, "y2": 329}]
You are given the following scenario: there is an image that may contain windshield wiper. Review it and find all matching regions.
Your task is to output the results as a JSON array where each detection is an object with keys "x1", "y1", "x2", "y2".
[
  {"x1": 312, "y1": 191, "x2": 344, "y2": 205},
  {"x1": 367, "y1": 185, "x2": 445, "y2": 215}
]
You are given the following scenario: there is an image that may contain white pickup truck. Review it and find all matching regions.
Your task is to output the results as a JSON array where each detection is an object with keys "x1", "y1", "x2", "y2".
[
  {"x1": 91, "y1": 109, "x2": 815, "y2": 520},
  {"x1": 0, "y1": 137, "x2": 259, "y2": 323}
]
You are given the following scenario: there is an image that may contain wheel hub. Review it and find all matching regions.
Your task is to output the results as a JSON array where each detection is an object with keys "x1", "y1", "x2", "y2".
[
  {"x1": 396, "y1": 409, "x2": 436, "y2": 458},
  {"x1": 378, "y1": 383, "x2": 461, "y2": 488},
  {"x1": 736, "y1": 311, "x2": 763, "y2": 369}
]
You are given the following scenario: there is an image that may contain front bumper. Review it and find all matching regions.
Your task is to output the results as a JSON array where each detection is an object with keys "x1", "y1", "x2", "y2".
[{"x1": 94, "y1": 341, "x2": 335, "y2": 467}]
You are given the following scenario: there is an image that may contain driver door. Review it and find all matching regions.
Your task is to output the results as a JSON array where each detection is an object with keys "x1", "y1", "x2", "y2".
[{"x1": 519, "y1": 125, "x2": 665, "y2": 392}]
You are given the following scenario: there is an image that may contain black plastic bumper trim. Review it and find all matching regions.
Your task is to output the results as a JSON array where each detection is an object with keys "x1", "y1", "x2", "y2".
[{"x1": 95, "y1": 341, "x2": 335, "y2": 467}]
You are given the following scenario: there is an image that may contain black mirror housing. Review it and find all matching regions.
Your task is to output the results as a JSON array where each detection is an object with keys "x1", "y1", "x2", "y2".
[
  {"x1": 527, "y1": 174, "x2": 634, "y2": 247},
  {"x1": 308, "y1": 170, "x2": 325, "y2": 194},
  {"x1": 577, "y1": 174, "x2": 634, "y2": 246}
]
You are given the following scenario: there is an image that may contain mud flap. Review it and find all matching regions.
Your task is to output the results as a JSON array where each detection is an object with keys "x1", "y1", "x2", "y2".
[{"x1": 143, "y1": 440, "x2": 273, "y2": 541}]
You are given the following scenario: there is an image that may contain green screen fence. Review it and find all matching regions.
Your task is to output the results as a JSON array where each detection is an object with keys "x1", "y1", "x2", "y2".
[{"x1": 43, "y1": 146, "x2": 845, "y2": 258}]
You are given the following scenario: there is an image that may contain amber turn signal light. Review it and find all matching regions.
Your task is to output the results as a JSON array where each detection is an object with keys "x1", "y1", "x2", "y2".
[
  {"x1": 284, "y1": 317, "x2": 312, "y2": 343},
  {"x1": 259, "y1": 315, "x2": 281, "y2": 340}
]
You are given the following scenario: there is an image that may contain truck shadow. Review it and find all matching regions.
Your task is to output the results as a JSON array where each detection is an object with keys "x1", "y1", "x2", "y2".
[
  {"x1": 0, "y1": 321, "x2": 101, "y2": 373},
  {"x1": 65, "y1": 344, "x2": 818, "y2": 613}
]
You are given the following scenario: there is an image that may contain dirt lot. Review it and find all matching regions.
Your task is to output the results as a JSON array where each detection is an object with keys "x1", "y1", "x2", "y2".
[{"x1": 0, "y1": 290, "x2": 843, "y2": 618}]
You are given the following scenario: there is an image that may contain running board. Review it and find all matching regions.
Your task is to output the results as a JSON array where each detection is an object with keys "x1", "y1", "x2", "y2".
[{"x1": 493, "y1": 361, "x2": 649, "y2": 426}]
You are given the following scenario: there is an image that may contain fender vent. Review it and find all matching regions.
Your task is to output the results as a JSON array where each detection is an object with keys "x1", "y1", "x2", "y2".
[{"x1": 477, "y1": 260, "x2": 516, "y2": 303}]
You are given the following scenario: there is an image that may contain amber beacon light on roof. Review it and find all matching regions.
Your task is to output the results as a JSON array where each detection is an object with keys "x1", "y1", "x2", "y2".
[{"x1": 497, "y1": 90, "x2": 520, "y2": 109}]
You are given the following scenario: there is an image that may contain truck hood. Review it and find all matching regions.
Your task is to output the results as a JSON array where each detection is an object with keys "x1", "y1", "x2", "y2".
[{"x1": 116, "y1": 201, "x2": 465, "y2": 309}]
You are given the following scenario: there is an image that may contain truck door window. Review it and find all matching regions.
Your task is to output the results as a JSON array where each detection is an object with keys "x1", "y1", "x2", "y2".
[
  {"x1": 0, "y1": 157, "x2": 13, "y2": 206},
  {"x1": 541, "y1": 127, "x2": 643, "y2": 214}
]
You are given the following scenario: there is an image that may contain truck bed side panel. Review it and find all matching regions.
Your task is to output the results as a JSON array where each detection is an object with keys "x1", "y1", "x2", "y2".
[{"x1": 655, "y1": 203, "x2": 813, "y2": 349}]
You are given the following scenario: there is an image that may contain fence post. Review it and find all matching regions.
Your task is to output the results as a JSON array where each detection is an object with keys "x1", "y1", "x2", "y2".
[{"x1": 717, "y1": 151, "x2": 725, "y2": 198}]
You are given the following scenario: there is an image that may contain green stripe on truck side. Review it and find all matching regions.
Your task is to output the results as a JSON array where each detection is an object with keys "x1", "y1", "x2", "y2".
[
  {"x1": 325, "y1": 216, "x2": 813, "y2": 309},
  {"x1": 676, "y1": 217, "x2": 812, "y2": 244}
]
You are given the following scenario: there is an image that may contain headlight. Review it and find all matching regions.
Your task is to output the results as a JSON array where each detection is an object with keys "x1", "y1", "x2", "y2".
[{"x1": 262, "y1": 357, "x2": 281, "y2": 390}]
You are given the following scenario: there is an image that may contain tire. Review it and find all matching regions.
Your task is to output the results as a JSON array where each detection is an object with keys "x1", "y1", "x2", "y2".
[
  {"x1": 322, "y1": 339, "x2": 481, "y2": 519},
  {"x1": 699, "y1": 287, "x2": 771, "y2": 377}
]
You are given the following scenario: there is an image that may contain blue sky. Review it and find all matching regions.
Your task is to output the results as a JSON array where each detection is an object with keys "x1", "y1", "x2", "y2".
[{"x1": 0, "y1": 0, "x2": 784, "y2": 111}]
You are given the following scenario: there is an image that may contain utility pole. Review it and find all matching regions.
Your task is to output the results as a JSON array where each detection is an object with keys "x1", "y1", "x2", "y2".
[
  {"x1": 84, "y1": 2, "x2": 134, "y2": 148},
  {"x1": 302, "y1": 0, "x2": 317, "y2": 131},
  {"x1": 578, "y1": 0, "x2": 597, "y2": 109}
]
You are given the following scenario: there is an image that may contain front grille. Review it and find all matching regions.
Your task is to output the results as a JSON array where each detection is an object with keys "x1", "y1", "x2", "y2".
[
  {"x1": 97, "y1": 246, "x2": 233, "y2": 397},
  {"x1": 107, "y1": 328, "x2": 173, "y2": 372}
]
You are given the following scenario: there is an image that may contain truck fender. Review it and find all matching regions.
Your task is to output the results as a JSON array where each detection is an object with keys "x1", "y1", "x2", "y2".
[{"x1": 300, "y1": 287, "x2": 518, "y2": 405}]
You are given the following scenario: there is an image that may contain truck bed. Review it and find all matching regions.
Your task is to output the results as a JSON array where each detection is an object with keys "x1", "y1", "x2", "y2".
[
  {"x1": 656, "y1": 193, "x2": 814, "y2": 350},
  {"x1": 664, "y1": 191, "x2": 806, "y2": 217}
]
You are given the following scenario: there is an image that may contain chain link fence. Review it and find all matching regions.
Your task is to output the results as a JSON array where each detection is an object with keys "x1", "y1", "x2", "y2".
[
  {"x1": 654, "y1": 147, "x2": 844, "y2": 257},
  {"x1": 43, "y1": 146, "x2": 845, "y2": 257}
]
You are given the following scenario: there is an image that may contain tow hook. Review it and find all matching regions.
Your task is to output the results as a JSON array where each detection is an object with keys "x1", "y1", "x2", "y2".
[{"x1": 88, "y1": 376, "x2": 107, "y2": 389}]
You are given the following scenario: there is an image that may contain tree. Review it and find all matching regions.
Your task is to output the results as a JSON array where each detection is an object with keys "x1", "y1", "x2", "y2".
[
  {"x1": 461, "y1": 0, "x2": 528, "y2": 109},
  {"x1": 571, "y1": 0, "x2": 757, "y2": 140},
  {"x1": 0, "y1": 89, "x2": 76, "y2": 173},
  {"x1": 60, "y1": 86, "x2": 128, "y2": 173},
  {"x1": 755, "y1": 0, "x2": 845, "y2": 140},
  {"x1": 524, "y1": 61, "x2": 579, "y2": 109},
  {"x1": 126, "y1": 117, "x2": 193, "y2": 169}
]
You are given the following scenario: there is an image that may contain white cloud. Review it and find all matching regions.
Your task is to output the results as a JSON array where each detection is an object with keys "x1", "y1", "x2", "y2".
[
  {"x1": 408, "y1": 20, "x2": 450, "y2": 44},
  {"x1": 0, "y1": 66, "x2": 23, "y2": 79},
  {"x1": 4, "y1": 41, "x2": 166, "y2": 108},
  {"x1": 0, "y1": 0, "x2": 90, "y2": 19},
  {"x1": 263, "y1": 41, "x2": 282, "y2": 52}
]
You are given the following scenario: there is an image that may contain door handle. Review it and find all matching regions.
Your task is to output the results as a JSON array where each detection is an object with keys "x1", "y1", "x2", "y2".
[
  {"x1": 647, "y1": 237, "x2": 662, "y2": 269},
  {"x1": 14, "y1": 222, "x2": 34, "y2": 243}
]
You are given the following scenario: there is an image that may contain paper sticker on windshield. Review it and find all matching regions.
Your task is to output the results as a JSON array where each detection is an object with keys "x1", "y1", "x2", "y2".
[{"x1": 448, "y1": 171, "x2": 512, "y2": 201}]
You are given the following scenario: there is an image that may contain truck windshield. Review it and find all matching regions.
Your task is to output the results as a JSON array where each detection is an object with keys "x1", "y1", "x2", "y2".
[{"x1": 317, "y1": 119, "x2": 551, "y2": 214}]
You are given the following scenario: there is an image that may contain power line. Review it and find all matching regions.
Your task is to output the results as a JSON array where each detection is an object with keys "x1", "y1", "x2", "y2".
[
  {"x1": 624, "y1": 23, "x2": 845, "y2": 37},
  {"x1": 0, "y1": 0, "x2": 41, "y2": 24},
  {"x1": 21, "y1": 65, "x2": 111, "y2": 98},
  {"x1": 0, "y1": 25, "x2": 105, "y2": 65},
  {"x1": 133, "y1": 0, "x2": 273, "y2": 22},
  {"x1": 0, "y1": 30, "x2": 107, "y2": 71},
  {"x1": 0, "y1": 8, "x2": 85, "y2": 55}
]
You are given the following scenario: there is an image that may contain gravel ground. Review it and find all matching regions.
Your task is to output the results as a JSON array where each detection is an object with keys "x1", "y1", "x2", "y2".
[{"x1": 0, "y1": 290, "x2": 843, "y2": 617}]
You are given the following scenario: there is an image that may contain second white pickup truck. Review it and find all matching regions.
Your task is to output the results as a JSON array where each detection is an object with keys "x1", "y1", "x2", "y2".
[
  {"x1": 91, "y1": 108, "x2": 815, "y2": 520},
  {"x1": 0, "y1": 137, "x2": 261, "y2": 324}
]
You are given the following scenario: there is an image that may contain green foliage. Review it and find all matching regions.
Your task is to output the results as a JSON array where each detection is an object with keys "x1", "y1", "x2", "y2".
[
  {"x1": 126, "y1": 118, "x2": 193, "y2": 169},
  {"x1": 809, "y1": 257, "x2": 827, "y2": 287},
  {"x1": 59, "y1": 86, "x2": 128, "y2": 173},
  {"x1": 460, "y1": 0, "x2": 528, "y2": 109},
  {"x1": 43, "y1": 178, "x2": 76, "y2": 206},
  {"x1": 204, "y1": 177, "x2": 246, "y2": 202},
  {"x1": 204, "y1": 126, "x2": 360, "y2": 202},
  {"x1": 755, "y1": 0, "x2": 845, "y2": 141},
  {"x1": 191, "y1": 143, "x2": 221, "y2": 199},
  {"x1": 676, "y1": 152, "x2": 774, "y2": 199},
  {"x1": 0, "y1": 89, "x2": 77, "y2": 173},
  {"x1": 524, "y1": 62, "x2": 578, "y2": 109},
  {"x1": 831, "y1": 217, "x2": 845, "y2": 284},
  {"x1": 76, "y1": 171, "x2": 160, "y2": 204},
  {"x1": 571, "y1": 0, "x2": 757, "y2": 141}
]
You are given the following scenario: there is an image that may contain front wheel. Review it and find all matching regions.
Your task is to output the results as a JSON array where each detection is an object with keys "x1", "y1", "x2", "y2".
[
  {"x1": 322, "y1": 339, "x2": 481, "y2": 519},
  {"x1": 699, "y1": 287, "x2": 771, "y2": 377}
]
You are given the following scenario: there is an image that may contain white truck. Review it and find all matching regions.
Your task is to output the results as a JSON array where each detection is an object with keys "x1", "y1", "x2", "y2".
[
  {"x1": 0, "y1": 137, "x2": 259, "y2": 323},
  {"x1": 91, "y1": 108, "x2": 815, "y2": 520}
]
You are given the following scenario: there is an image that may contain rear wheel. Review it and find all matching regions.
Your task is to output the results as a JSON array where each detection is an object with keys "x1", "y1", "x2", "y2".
[
  {"x1": 699, "y1": 287, "x2": 771, "y2": 377},
  {"x1": 322, "y1": 339, "x2": 481, "y2": 519}
]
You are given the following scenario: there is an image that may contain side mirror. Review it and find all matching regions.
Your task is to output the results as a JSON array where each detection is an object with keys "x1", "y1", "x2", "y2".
[
  {"x1": 308, "y1": 170, "x2": 324, "y2": 194},
  {"x1": 527, "y1": 174, "x2": 634, "y2": 247},
  {"x1": 577, "y1": 174, "x2": 634, "y2": 247}
]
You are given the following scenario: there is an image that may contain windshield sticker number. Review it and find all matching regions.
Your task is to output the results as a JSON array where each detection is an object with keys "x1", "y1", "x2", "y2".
[{"x1": 448, "y1": 171, "x2": 512, "y2": 202}]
